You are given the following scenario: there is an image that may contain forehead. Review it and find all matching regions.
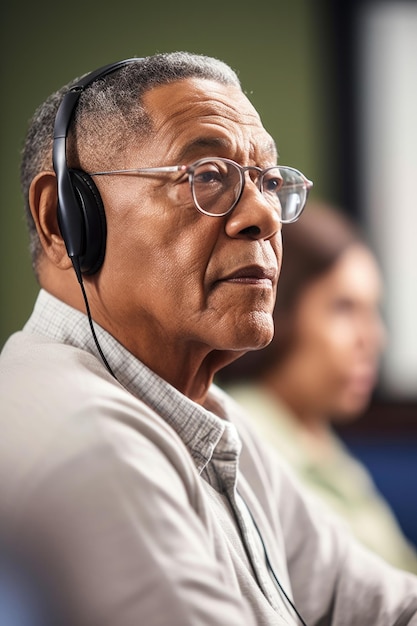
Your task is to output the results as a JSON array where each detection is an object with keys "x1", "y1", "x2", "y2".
[
  {"x1": 331, "y1": 246, "x2": 382, "y2": 297},
  {"x1": 141, "y1": 77, "x2": 277, "y2": 164},
  {"x1": 305, "y1": 245, "x2": 383, "y2": 305}
]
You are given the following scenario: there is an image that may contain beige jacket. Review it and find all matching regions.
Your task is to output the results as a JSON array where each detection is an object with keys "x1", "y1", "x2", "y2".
[{"x1": 1, "y1": 290, "x2": 417, "y2": 625}]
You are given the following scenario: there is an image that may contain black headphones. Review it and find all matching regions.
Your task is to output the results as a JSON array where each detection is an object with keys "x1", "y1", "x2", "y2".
[{"x1": 52, "y1": 58, "x2": 141, "y2": 279}]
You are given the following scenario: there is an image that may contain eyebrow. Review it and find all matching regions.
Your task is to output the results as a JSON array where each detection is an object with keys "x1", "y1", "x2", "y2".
[
  {"x1": 176, "y1": 137, "x2": 231, "y2": 162},
  {"x1": 176, "y1": 137, "x2": 278, "y2": 164}
]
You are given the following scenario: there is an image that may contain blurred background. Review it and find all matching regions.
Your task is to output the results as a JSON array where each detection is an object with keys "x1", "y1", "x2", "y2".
[{"x1": 1, "y1": 0, "x2": 416, "y2": 539}]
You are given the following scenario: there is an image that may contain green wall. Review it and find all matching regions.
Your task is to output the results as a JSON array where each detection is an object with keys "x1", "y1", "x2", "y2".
[{"x1": 0, "y1": 0, "x2": 336, "y2": 347}]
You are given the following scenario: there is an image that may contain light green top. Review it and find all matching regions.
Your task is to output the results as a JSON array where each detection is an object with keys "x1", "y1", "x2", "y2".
[{"x1": 226, "y1": 384, "x2": 417, "y2": 574}]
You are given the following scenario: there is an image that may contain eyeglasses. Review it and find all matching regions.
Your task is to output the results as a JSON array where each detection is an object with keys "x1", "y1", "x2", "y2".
[{"x1": 89, "y1": 157, "x2": 313, "y2": 222}]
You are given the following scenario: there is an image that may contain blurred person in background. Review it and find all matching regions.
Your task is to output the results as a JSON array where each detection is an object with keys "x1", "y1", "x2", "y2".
[{"x1": 217, "y1": 201, "x2": 417, "y2": 574}]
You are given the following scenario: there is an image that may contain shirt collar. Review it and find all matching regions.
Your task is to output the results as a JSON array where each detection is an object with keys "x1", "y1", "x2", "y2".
[{"x1": 24, "y1": 289, "x2": 241, "y2": 474}]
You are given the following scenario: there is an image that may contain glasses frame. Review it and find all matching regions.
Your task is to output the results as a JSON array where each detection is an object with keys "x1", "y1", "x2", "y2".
[{"x1": 89, "y1": 157, "x2": 313, "y2": 222}]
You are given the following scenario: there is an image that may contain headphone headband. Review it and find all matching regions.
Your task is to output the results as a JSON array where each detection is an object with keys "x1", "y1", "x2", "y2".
[
  {"x1": 52, "y1": 58, "x2": 142, "y2": 280},
  {"x1": 53, "y1": 58, "x2": 140, "y2": 143}
]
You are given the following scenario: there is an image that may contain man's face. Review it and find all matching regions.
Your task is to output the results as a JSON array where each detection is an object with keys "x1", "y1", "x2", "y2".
[{"x1": 89, "y1": 78, "x2": 282, "y2": 378}]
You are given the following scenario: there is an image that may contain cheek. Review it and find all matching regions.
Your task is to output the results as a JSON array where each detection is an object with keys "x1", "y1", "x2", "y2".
[
  {"x1": 295, "y1": 318, "x2": 354, "y2": 384},
  {"x1": 293, "y1": 333, "x2": 353, "y2": 411},
  {"x1": 106, "y1": 201, "x2": 219, "y2": 312},
  {"x1": 103, "y1": 186, "x2": 198, "y2": 270}
]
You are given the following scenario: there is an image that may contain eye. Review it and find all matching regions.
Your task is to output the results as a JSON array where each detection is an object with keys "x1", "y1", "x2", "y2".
[
  {"x1": 262, "y1": 168, "x2": 283, "y2": 193},
  {"x1": 330, "y1": 297, "x2": 356, "y2": 314},
  {"x1": 193, "y1": 161, "x2": 227, "y2": 186}
]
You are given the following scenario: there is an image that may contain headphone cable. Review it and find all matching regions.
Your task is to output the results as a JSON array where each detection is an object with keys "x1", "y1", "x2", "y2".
[
  {"x1": 239, "y1": 491, "x2": 309, "y2": 626},
  {"x1": 72, "y1": 256, "x2": 118, "y2": 380}
]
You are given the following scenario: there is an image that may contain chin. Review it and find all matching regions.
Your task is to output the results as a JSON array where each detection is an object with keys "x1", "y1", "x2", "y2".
[
  {"x1": 333, "y1": 395, "x2": 373, "y2": 422},
  {"x1": 232, "y1": 329, "x2": 273, "y2": 352},
  {"x1": 214, "y1": 312, "x2": 274, "y2": 351},
  {"x1": 244, "y1": 311, "x2": 274, "y2": 344}
]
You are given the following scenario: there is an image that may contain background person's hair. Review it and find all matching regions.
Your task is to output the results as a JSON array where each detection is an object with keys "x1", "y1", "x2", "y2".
[
  {"x1": 218, "y1": 201, "x2": 365, "y2": 384},
  {"x1": 20, "y1": 52, "x2": 241, "y2": 276}
]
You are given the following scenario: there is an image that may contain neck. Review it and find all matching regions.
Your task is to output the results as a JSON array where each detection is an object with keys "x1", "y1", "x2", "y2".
[
  {"x1": 41, "y1": 269, "x2": 245, "y2": 406},
  {"x1": 127, "y1": 344, "x2": 244, "y2": 405},
  {"x1": 262, "y1": 370, "x2": 329, "y2": 439}
]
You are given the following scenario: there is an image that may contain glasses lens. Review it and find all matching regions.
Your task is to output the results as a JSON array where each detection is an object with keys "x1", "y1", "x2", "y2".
[
  {"x1": 190, "y1": 159, "x2": 241, "y2": 216},
  {"x1": 273, "y1": 167, "x2": 309, "y2": 223}
]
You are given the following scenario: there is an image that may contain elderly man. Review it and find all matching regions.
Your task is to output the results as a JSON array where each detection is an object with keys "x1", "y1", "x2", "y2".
[{"x1": 1, "y1": 52, "x2": 416, "y2": 625}]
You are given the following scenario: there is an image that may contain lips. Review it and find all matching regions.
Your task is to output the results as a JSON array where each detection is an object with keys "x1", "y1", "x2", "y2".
[
  {"x1": 217, "y1": 264, "x2": 277, "y2": 285},
  {"x1": 349, "y1": 372, "x2": 377, "y2": 393}
]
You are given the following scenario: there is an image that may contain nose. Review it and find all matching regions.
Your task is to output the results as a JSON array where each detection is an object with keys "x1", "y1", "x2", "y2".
[
  {"x1": 358, "y1": 308, "x2": 387, "y2": 358},
  {"x1": 372, "y1": 312, "x2": 387, "y2": 354},
  {"x1": 224, "y1": 177, "x2": 281, "y2": 240}
]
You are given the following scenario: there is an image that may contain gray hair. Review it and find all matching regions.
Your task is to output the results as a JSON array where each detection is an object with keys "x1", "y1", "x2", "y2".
[{"x1": 20, "y1": 52, "x2": 241, "y2": 273}]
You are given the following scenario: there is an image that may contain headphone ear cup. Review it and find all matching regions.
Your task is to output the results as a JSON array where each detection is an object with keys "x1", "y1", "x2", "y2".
[{"x1": 69, "y1": 169, "x2": 107, "y2": 275}]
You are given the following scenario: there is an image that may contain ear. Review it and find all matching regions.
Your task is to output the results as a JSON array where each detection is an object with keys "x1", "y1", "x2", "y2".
[{"x1": 29, "y1": 171, "x2": 73, "y2": 270}]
